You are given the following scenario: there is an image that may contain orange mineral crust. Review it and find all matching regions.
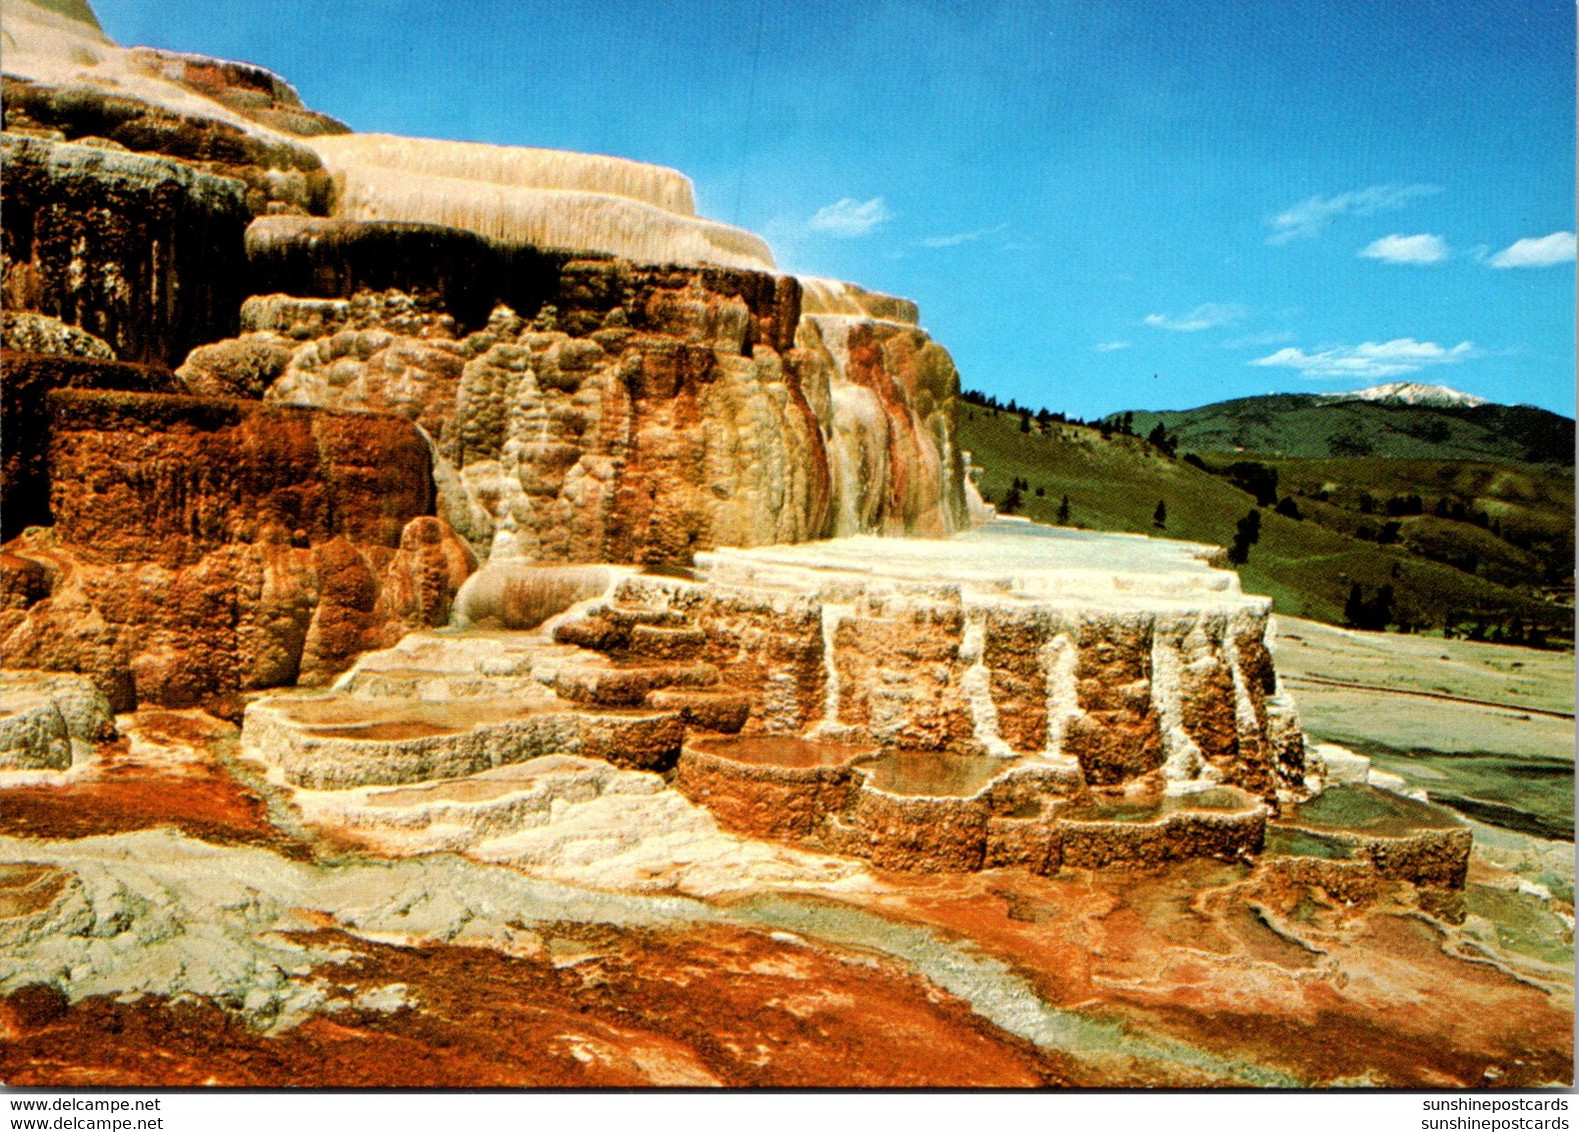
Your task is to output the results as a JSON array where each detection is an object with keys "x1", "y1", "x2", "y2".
[{"x1": 0, "y1": 926, "x2": 1064, "y2": 1088}]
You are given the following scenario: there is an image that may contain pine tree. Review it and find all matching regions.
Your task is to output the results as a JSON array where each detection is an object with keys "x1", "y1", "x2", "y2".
[
  {"x1": 1345, "y1": 583, "x2": 1366, "y2": 627},
  {"x1": 1056, "y1": 495, "x2": 1070, "y2": 525},
  {"x1": 1228, "y1": 508, "x2": 1261, "y2": 565},
  {"x1": 1153, "y1": 500, "x2": 1167, "y2": 528}
]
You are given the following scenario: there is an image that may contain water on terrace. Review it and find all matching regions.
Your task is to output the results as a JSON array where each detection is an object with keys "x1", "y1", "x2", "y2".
[
  {"x1": 275, "y1": 694, "x2": 576, "y2": 741},
  {"x1": 860, "y1": 752, "x2": 1026, "y2": 797},
  {"x1": 1280, "y1": 784, "x2": 1467, "y2": 837},
  {"x1": 688, "y1": 736, "x2": 877, "y2": 770},
  {"x1": 1061, "y1": 787, "x2": 1261, "y2": 822}
]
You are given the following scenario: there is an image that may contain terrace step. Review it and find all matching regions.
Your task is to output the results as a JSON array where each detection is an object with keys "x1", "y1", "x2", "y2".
[
  {"x1": 625, "y1": 625, "x2": 707, "y2": 661},
  {"x1": 645, "y1": 688, "x2": 751, "y2": 733},
  {"x1": 551, "y1": 658, "x2": 720, "y2": 707}
]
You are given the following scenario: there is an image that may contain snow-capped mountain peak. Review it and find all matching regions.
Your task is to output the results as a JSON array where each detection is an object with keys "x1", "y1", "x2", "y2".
[{"x1": 1319, "y1": 382, "x2": 1490, "y2": 408}]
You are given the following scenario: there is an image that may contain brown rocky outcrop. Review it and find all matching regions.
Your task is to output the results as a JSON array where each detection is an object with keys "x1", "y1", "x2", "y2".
[
  {"x1": 0, "y1": 391, "x2": 473, "y2": 711},
  {"x1": 0, "y1": 350, "x2": 182, "y2": 539},
  {"x1": 673, "y1": 736, "x2": 874, "y2": 841},
  {"x1": 44, "y1": 390, "x2": 433, "y2": 563},
  {"x1": 123, "y1": 48, "x2": 352, "y2": 140}
]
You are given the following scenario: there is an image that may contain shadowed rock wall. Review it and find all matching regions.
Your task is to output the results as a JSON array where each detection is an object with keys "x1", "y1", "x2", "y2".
[
  {"x1": 243, "y1": 217, "x2": 566, "y2": 333},
  {"x1": 0, "y1": 135, "x2": 251, "y2": 366}
]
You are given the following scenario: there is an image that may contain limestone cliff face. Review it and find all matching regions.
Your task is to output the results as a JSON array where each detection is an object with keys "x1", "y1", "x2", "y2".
[
  {"x1": 238, "y1": 219, "x2": 963, "y2": 561},
  {"x1": 0, "y1": 0, "x2": 973, "y2": 707},
  {"x1": 249, "y1": 253, "x2": 829, "y2": 564},
  {"x1": 795, "y1": 314, "x2": 967, "y2": 538}
]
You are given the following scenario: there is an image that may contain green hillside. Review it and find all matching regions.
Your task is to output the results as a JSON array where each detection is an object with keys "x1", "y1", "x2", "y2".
[
  {"x1": 1115, "y1": 395, "x2": 1573, "y2": 465},
  {"x1": 1258, "y1": 456, "x2": 1574, "y2": 592},
  {"x1": 958, "y1": 405, "x2": 1572, "y2": 643}
]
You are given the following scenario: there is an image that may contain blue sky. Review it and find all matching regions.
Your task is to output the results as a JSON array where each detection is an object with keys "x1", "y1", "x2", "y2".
[{"x1": 95, "y1": 0, "x2": 1576, "y2": 418}]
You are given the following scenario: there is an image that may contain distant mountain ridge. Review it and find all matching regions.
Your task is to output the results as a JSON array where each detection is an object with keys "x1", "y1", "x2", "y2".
[
  {"x1": 1112, "y1": 390, "x2": 1573, "y2": 465},
  {"x1": 1319, "y1": 382, "x2": 1490, "y2": 408}
]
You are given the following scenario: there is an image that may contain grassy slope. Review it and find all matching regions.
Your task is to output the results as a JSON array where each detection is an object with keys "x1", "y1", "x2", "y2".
[{"x1": 959, "y1": 407, "x2": 1563, "y2": 629}]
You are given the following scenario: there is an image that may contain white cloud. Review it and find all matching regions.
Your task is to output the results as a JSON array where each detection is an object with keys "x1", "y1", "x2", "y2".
[
  {"x1": 1489, "y1": 231, "x2": 1576, "y2": 268},
  {"x1": 807, "y1": 197, "x2": 891, "y2": 237},
  {"x1": 1093, "y1": 340, "x2": 1131, "y2": 352},
  {"x1": 920, "y1": 223, "x2": 1008, "y2": 249},
  {"x1": 1268, "y1": 184, "x2": 1441, "y2": 244},
  {"x1": 1359, "y1": 233, "x2": 1448, "y2": 264},
  {"x1": 1144, "y1": 302, "x2": 1247, "y2": 332},
  {"x1": 1252, "y1": 338, "x2": 1476, "y2": 379},
  {"x1": 1221, "y1": 330, "x2": 1297, "y2": 349}
]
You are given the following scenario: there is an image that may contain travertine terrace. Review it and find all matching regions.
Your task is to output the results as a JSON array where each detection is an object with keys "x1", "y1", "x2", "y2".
[{"x1": 232, "y1": 526, "x2": 1475, "y2": 886}]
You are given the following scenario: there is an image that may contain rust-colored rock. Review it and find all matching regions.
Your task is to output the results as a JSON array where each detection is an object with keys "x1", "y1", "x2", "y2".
[
  {"x1": 0, "y1": 925, "x2": 1063, "y2": 1088},
  {"x1": 44, "y1": 389, "x2": 433, "y2": 566},
  {"x1": 0, "y1": 712, "x2": 291, "y2": 847},
  {"x1": 0, "y1": 391, "x2": 471, "y2": 709},
  {"x1": 0, "y1": 350, "x2": 181, "y2": 539},
  {"x1": 851, "y1": 789, "x2": 991, "y2": 873},
  {"x1": 1058, "y1": 807, "x2": 1266, "y2": 870},
  {"x1": 673, "y1": 736, "x2": 874, "y2": 840},
  {"x1": 123, "y1": 48, "x2": 352, "y2": 140}
]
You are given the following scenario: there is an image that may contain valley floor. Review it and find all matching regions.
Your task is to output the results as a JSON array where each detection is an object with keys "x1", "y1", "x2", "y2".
[{"x1": 1272, "y1": 618, "x2": 1575, "y2": 840}]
